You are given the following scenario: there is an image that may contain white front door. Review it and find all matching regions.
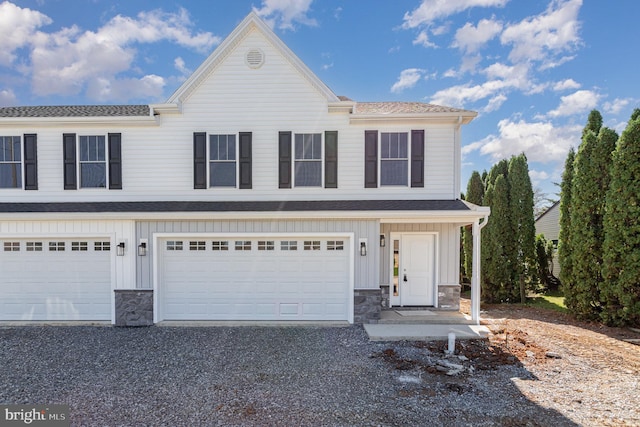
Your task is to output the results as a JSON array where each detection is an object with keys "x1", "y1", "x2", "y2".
[{"x1": 391, "y1": 233, "x2": 436, "y2": 306}]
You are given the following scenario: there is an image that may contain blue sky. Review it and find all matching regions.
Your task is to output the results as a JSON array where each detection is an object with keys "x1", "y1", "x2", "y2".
[{"x1": 1, "y1": 0, "x2": 639, "y2": 201}]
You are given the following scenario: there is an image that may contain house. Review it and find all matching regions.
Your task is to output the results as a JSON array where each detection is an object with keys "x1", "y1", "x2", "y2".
[
  {"x1": 535, "y1": 201, "x2": 561, "y2": 277},
  {"x1": 0, "y1": 12, "x2": 489, "y2": 326}
]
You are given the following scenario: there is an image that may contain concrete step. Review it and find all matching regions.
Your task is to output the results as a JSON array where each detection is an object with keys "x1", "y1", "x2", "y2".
[
  {"x1": 378, "y1": 310, "x2": 476, "y2": 325},
  {"x1": 363, "y1": 323, "x2": 490, "y2": 341}
]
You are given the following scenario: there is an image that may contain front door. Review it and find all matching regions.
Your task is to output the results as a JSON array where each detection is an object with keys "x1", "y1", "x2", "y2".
[{"x1": 390, "y1": 233, "x2": 436, "y2": 306}]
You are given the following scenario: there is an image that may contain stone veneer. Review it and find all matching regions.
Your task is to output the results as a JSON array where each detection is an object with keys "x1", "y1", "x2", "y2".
[
  {"x1": 354, "y1": 289, "x2": 381, "y2": 324},
  {"x1": 114, "y1": 290, "x2": 153, "y2": 327},
  {"x1": 437, "y1": 284, "x2": 461, "y2": 310}
]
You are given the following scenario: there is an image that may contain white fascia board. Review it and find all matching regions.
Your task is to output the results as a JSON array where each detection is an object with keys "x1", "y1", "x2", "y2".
[
  {"x1": 0, "y1": 208, "x2": 490, "y2": 223},
  {"x1": 0, "y1": 115, "x2": 158, "y2": 128},
  {"x1": 149, "y1": 103, "x2": 181, "y2": 115}
]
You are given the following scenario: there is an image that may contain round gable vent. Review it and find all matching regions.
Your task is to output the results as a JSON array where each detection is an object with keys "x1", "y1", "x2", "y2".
[{"x1": 245, "y1": 49, "x2": 265, "y2": 69}]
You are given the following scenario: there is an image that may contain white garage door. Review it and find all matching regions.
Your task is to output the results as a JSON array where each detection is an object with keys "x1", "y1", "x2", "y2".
[
  {"x1": 158, "y1": 236, "x2": 352, "y2": 321},
  {"x1": 0, "y1": 239, "x2": 112, "y2": 321}
]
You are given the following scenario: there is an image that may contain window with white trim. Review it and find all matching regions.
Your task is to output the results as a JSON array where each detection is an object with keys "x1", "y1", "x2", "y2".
[
  {"x1": 304, "y1": 240, "x2": 321, "y2": 251},
  {"x1": 0, "y1": 136, "x2": 21, "y2": 189},
  {"x1": 294, "y1": 133, "x2": 322, "y2": 187},
  {"x1": 380, "y1": 132, "x2": 408, "y2": 186},
  {"x1": 166, "y1": 241, "x2": 183, "y2": 251},
  {"x1": 72, "y1": 241, "x2": 88, "y2": 251},
  {"x1": 258, "y1": 241, "x2": 275, "y2": 251},
  {"x1": 280, "y1": 241, "x2": 298, "y2": 251},
  {"x1": 79, "y1": 135, "x2": 107, "y2": 188},
  {"x1": 3, "y1": 241, "x2": 19, "y2": 251},
  {"x1": 327, "y1": 240, "x2": 344, "y2": 251},
  {"x1": 49, "y1": 242, "x2": 65, "y2": 251},
  {"x1": 26, "y1": 242, "x2": 43, "y2": 252},
  {"x1": 235, "y1": 241, "x2": 251, "y2": 251},
  {"x1": 212, "y1": 241, "x2": 229, "y2": 251},
  {"x1": 94, "y1": 241, "x2": 110, "y2": 251},
  {"x1": 209, "y1": 134, "x2": 236, "y2": 187},
  {"x1": 189, "y1": 241, "x2": 206, "y2": 251}
]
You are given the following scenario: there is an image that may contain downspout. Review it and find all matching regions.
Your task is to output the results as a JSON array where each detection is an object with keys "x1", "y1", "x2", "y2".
[{"x1": 471, "y1": 214, "x2": 489, "y2": 324}]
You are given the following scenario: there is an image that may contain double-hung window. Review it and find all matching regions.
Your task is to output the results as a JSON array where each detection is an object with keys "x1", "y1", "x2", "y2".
[
  {"x1": 294, "y1": 133, "x2": 322, "y2": 187},
  {"x1": 380, "y1": 132, "x2": 408, "y2": 186},
  {"x1": 209, "y1": 134, "x2": 236, "y2": 187},
  {"x1": 79, "y1": 135, "x2": 106, "y2": 188},
  {"x1": 0, "y1": 136, "x2": 21, "y2": 189}
]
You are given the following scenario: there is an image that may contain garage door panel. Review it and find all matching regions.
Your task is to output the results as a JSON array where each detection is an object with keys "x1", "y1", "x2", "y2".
[
  {"x1": 160, "y1": 236, "x2": 350, "y2": 321},
  {"x1": 0, "y1": 238, "x2": 111, "y2": 321}
]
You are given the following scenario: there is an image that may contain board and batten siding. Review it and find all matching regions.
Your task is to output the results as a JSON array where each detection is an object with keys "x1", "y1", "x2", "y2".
[
  {"x1": 0, "y1": 28, "x2": 460, "y2": 203},
  {"x1": 136, "y1": 219, "x2": 379, "y2": 291},
  {"x1": 379, "y1": 223, "x2": 461, "y2": 287},
  {"x1": 0, "y1": 220, "x2": 136, "y2": 290}
]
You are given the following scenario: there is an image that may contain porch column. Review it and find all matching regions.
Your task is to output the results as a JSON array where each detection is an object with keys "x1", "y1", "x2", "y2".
[{"x1": 471, "y1": 219, "x2": 481, "y2": 324}]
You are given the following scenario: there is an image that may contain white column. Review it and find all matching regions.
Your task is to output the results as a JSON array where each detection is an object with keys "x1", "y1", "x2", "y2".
[{"x1": 471, "y1": 219, "x2": 481, "y2": 324}]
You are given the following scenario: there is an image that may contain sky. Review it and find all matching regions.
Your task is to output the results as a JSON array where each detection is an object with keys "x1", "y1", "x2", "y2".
[{"x1": 1, "y1": 0, "x2": 639, "y2": 202}]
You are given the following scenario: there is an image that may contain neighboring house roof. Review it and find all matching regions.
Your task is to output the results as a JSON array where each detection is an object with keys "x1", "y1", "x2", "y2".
[
  {"x1": 535, "y1": 200, "x2": 560, "y2": 222},
  {"x1": 353, "y1": 102, "x2": 473, "y2": 115},
  {"x1": 0, "y1": 199, "x2": 471, "y2": 213},
  {"x1": 0, "y1": 105, "x2": 150, "y2": 117}
]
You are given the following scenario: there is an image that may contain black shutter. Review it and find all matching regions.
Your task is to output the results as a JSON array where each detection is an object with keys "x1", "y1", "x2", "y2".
[
  {"x1": 193, "y1": 132, "x2": 207, "y2": 189},
  {"x1": 238, "y1": 132, "x2": 252, "y2": 189},
  {"x1": 324, "y1": 131, "x2": 338, "y2": 188},
  {"x1": 278, "y1": 131, "x2": 292, "y2": 189},
  {"x1": 63, "y1": 133, "x2": 77, "y2": 190},
  {"x1": 108, "y1": 133, "x2": 122, "y2": 189},
  {"x1": 411, "y1": 130, "x2": 425, "y2": 188},
  {"x1": 23, "y1": 134, "x2": 38, "y2": 190},
  {"x1": 364, "y1": 130, "x2": 378, "y2": 188}
]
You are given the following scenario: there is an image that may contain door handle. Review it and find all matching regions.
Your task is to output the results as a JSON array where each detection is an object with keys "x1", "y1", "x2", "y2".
[{"x1": 403, "y1": 274, "x2": 408, "y2": 282}]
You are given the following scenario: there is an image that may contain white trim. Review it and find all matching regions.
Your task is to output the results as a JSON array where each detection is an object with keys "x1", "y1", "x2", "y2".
[{"x1": 153, "y1": 232, "x2": 354, "y2": 324}]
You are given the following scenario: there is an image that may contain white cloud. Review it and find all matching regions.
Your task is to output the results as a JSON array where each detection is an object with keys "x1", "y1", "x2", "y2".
[
  {"x1": 529, "y1": 169, "x2": 550, "y2": 186},
  {"x1": 174, "y1": 57, "x2": 191, "y2": 75},
  {"x1": 0, "y1": 88, "x2": 17, "y2": 106},
  {"x1": 86, "y1": 74, "x2": 165, "y2": 102},
  {"x1": 553, "y1": 78, "x2": 580, "y2": 91},
  {"x1": 452, "y1": 18, "x2": 503, "y2": 53},
  {"x1": 26, "y1": 7, "x2": 219, "y2": 101},
  {"x1": 0, "y1": 1, "x2": 51, "y2": 66},
  {"x1": 483, "y1": 94, "x2": 507, "y2": 112},
  {"x1": 253, "y1": 0, "x2": 317, "y2": 31},
  {"x1": 603, "y1": 97, "x2": 631, "y2": 115},
  {"x1": 413, "y1": 30, "x2": 437, "y2": 48},
  {"x1": 403, "y1": 0, "x2": 509, "y2": 28},
  {"x1": 391, "y1": 68, "x2": 425, "y2": 93},
  {"x1": 465, "y1": 119, "x2": 582, "y2": 163},
  {"x1": 546, "y1": 89, "x2": 600, "y2": 117},
  {"x1": 500, "y1": 0, "x2": 582, "y2": 68}
]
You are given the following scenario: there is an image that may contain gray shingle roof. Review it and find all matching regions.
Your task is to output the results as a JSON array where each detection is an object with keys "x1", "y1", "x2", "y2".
[
  {"x1": 0, "y1": 200, "x2": 469, "y2": 213},
  {"x1": 0, "y1": 105, "x2": 150, "y2": 118},
  {"x1": 353, "y1": 102, "x2": 473, "y2": 115}
]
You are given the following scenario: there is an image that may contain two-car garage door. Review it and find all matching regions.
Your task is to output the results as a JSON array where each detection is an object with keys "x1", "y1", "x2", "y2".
[
  {"x1": 0, "y1": 238, "x2": 112, "y2": 321},
  {"x1": 157, "y1": 235, "x2": 352, "y2": 322}
]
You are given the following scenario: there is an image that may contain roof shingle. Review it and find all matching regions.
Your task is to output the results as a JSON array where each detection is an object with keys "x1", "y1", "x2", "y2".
[
  {"x1": 353, "y1": 102, "x2": 473, "y2": 115},
  {"x1": 0, "y1": 105, "x2": 150, "y2": 118}
]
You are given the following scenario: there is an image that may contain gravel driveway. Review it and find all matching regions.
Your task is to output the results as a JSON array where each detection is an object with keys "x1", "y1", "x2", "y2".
[{"x1": 1, "y1": 324, "x2": 577, "y2": 426}]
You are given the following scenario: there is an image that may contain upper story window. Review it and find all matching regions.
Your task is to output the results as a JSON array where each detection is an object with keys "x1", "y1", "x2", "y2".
[
  {"x1": 0, "y1": 136, "x2": 21, "y2": 189},
  {"x1": 79, "y1": 135, "x2": 106, "y2": 188},
  {"x1": 364, "y1": 130, "x2": 424, "y2": 189},
  {"x1": 194, "y1": 132, "x2": 252, "y2": 190},
  {"x1": 294, "y1": 133, "x2": 322, "y2": 187},
  {"x1": 380, "y1": 132, "x2": 408, "y2": 186},
  {"x1": 63, "y1": 133, "x2": 121, "y2": 190},
  {"x1": 209, "y1": 134, "x2": 236, "y2": 187}
]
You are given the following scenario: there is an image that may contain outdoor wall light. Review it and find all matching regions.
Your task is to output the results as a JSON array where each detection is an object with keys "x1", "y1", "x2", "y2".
[
  {"x1": 360, "y1": 241, "x2": 367, "y2": 256},
  {"x1": 137, "y1": 241, "x2": 147, "y2": 257},
  {"x1": 116, "y1": 241, "x2": 125, "y2": 257},
  {"x1": 380, "y1": 234, "x2": 386, "y2": 247}
]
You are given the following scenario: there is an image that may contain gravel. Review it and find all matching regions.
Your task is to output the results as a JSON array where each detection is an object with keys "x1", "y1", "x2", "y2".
[{"x1": 0, "y1": 324, "x2": 601, "y2": 426}]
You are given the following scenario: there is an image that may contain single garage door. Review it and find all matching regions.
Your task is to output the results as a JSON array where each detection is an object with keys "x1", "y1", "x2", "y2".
[
  {"x1": 158, "y1": 236, "x2": 352, "y2": 321},
  {"x1": 0, "y1": 238, "x2": 112, "y2": 321}
]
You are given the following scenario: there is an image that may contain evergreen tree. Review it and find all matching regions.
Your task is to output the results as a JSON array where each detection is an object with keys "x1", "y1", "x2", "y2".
[
  {"x1": 508, "y1": 154, "x2": 536, "y2": 302},
  {"x1": 482, "y1": 174, "x2": 516, "y2": 302},
  {"x1": 568, "y1": 114, "x2": 617, "y2": 320},
  {"x1": 602, "y1": 111, "x2": 640, "y2": 326},
  {"x1": 558, "y1": 148, "x2": 575, "y2": 304},
  {"x1": 463, "y1": 171, "x2": 484, "y2": 280}
]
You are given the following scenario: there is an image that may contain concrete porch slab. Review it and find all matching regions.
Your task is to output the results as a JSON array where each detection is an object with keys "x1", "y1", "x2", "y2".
[{"x1": 363, "y1": 323, "x2": 490, "y2": 341}]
